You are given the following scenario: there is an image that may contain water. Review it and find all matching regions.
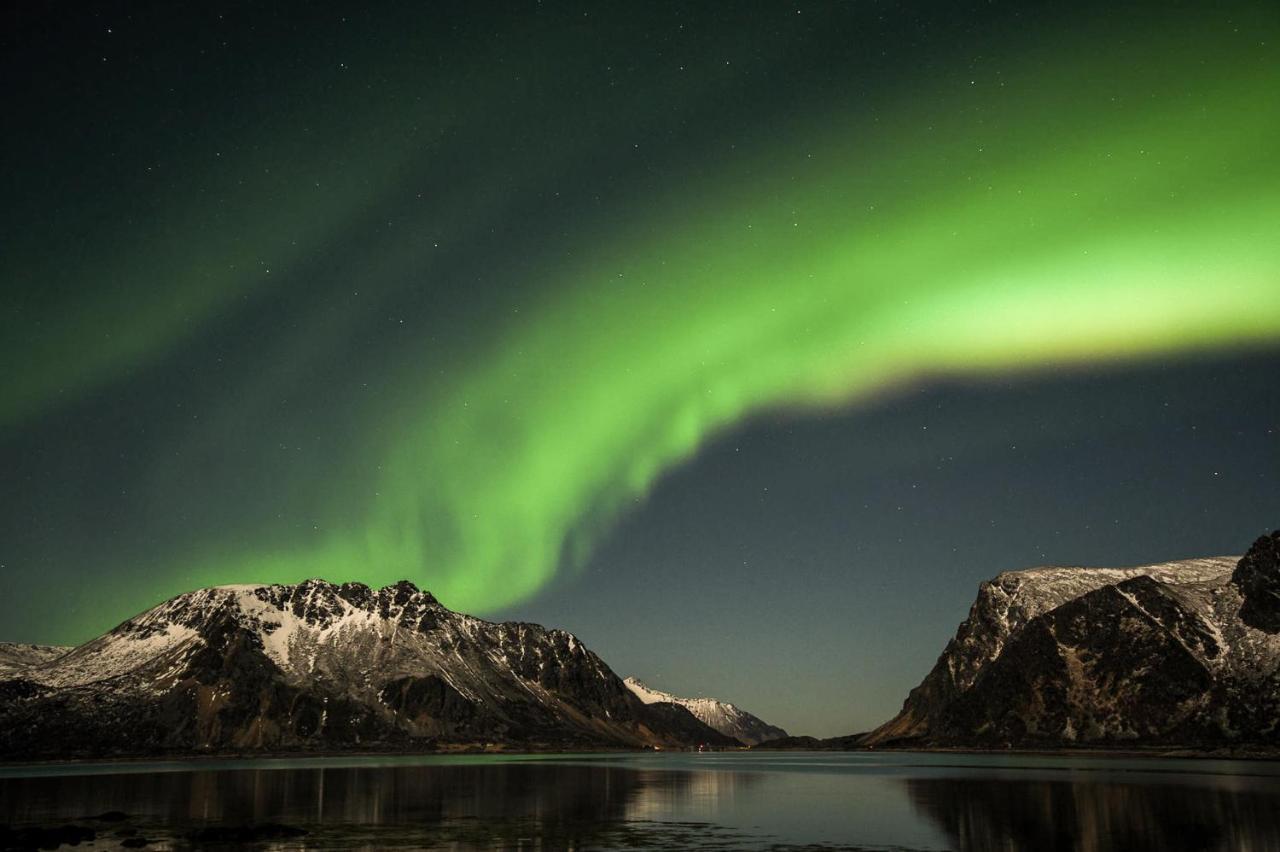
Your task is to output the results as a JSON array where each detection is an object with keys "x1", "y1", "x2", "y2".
[{"x1": 3, "y1": 751, "x2": 1280, "y2": 850}]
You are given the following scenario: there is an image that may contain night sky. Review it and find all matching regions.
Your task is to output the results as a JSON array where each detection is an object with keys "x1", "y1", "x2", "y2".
[{"x1": 2, "y1": 1, "x2": 1278, "y2": 736}]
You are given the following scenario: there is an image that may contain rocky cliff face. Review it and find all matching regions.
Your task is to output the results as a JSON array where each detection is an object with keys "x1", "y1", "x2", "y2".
[
  {"x1": 866, "y1": 534, "x2": 1280, "y2": 749},
  {"x1": 0, "y1": 580, "x2": 738, "y2": 759},
  {"x1": 623, "y1": 677, "x2": 788, "y2": 746}
]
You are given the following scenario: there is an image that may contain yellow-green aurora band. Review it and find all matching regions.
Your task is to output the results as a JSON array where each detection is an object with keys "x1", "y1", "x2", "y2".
[
  {"x1": 209, "y1": 13, "x2": 1280, "y2": 612},
  {"x1": 13, "y1": 6, "x2": 1280, "y2": 626}
]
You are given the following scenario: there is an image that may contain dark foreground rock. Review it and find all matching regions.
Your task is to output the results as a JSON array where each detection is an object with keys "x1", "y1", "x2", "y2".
[
  {"x1": 0, "y1": 823, "x2": 95, "y2": 850},
  {"x1": 185, "y1": 823, "x2": 307, "y2": 843}
]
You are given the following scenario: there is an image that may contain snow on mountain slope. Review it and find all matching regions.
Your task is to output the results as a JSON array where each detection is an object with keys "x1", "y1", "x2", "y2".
[
  {"x1": 866, "y1": 544, "x2": 1280, "y2": 749},
  {"x1": 0, "y1": 643, "x2": 72, "y2": 678},
  {"x1": 934, "y1": 557, "x2": 1236, "y2": 700},
  {"x1": 0, "y1": 579, "x2": 737, "y2": 758},
  {"x1": 625, "y1": 677, "x2": 787, "y2": 745}
]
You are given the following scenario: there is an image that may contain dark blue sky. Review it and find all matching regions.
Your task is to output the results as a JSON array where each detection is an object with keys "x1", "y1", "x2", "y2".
[
  {"x1": 1, "y1": 0, "x2": 1277, "y2": 738},
  {"x1": 497, "y1": 349, "x2": 1279, "y2": 734}
]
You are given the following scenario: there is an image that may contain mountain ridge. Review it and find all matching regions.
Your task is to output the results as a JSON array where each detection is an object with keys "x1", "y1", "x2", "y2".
[
  {"x1": 624, "y1": 677, "x2": 787, "y2": 746},
  {"x1": 0, "y1": 579, "x2": 739, "y2": 759},
  {"x1": 862, "y1": 535, "x2": 1280, "y2": 750}
]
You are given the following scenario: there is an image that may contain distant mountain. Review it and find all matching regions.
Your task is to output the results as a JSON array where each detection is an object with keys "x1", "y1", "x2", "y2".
[
  {"x1": 0, "y1": 580, "x2": 738, "y2": 759},
  {"x1": 865, "y1": 531, "x2": 1280, "y2": 751},
  {"x1": 751, "y1": 734, "x2": 865, "y2": 750},
  {"x1": 0, "y1": 643, "x2": 71, "y2": 678},
  {"x1": 624, "y1": 677, "x2": 787, "y2": 745}
]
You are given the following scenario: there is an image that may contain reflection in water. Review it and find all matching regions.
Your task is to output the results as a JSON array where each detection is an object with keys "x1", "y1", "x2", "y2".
[
  {"x1": 4, "y1": 754, "x2": 1280, "y2": 850},
  {"x1": 625, "y1": 763, "x2": 755, "y2": 823},
  {"x1": 907, "y1": 775, "x2": 1280, "y2": 852},
  {"x1": 6, "y1": 762, "x2": 645, "y2": 823},
  {"x1": 0, "y1": 761, "x2": 775, "y2": 850}
]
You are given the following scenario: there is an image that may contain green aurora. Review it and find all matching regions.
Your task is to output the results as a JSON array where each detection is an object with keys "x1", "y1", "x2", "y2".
[
  {"x1": 5, "y1": 3, "x2": 1279, "y2": 639},
  {"x1": 197, "y1": 15, "x2": 1280, "y2": 612}
]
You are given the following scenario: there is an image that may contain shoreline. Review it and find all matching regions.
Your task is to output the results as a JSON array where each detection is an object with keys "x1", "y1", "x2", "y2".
[
  {"x1": 5, "y1": 742, "x2": 1280, "y2": 773},
  {"x1": 851, "y1": 744, "x2": 1280, "y2": 763}
]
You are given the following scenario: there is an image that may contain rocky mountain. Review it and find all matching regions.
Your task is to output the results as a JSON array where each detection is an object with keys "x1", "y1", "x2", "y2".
[
  {"x1": 0, "y1": 643, "x2": 71, "y2": 678},
  {"x1": 0, "y1": 580, "x2": 739, "y2": 759},
  {"x1": 865, "y1": 531, "x2": 1280, "y2": 750},
  {"x1": 624, "y1": 677, "x2": 788, "y2": 745}
]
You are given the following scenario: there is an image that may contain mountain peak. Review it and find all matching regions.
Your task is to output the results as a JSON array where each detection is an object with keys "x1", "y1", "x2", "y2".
[
  {"x1": 1234, "y1": 530, "x2": 1280, "y2": 632},
  {"x1": 624, "y1": 676, "x2": 786, "y2": 746},
  {"x1": 866, "y1": 551, "x2": 1280, "y2": 749},
  {"x1": 1, "y1": 580, "x2": 737, "y2": 758},
  {"x1": 168, "y1": 579, "x2": 446, "y2": 633}
]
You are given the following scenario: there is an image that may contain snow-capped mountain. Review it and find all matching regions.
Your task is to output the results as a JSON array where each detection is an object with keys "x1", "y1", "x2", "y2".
[
  {"x1": 624, "y1": 677, "x2": 787, "y2": 745},
  {"x1": 0, "y1": 643, "x2": 71, "y2": 678},
  {"x1": 866, "y1": 531, "x2": 1280, "y2": 749},
  {"x1": 0, "y1": 579, "x2": 738, "y2": 759}
]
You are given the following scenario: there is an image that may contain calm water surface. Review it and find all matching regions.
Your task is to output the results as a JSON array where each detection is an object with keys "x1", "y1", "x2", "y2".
[{"x1": 3, "y1": 751, "x2": 1280, "y2": 850}]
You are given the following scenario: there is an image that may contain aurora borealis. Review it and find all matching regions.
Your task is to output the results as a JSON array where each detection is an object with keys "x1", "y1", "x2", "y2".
[{"x1": 3, "y1": 1, "x2": 1279, "y2": 733}]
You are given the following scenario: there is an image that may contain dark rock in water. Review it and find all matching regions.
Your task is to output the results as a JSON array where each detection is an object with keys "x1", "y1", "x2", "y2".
[
  {"x1": 185, "y1": 823, "x2": 307, "y2": 843},
  {"x1": 119, "y1": 837, "x2": 150, "y2": 848},
  {"x1": 865, "y1": 545, "x2": 1280, "y2": 751},
  {"x1": 0, "y1": 823, "x2": 96, "y2": 849},
  {"x1": 1234, "y1": 530, "x2": 1280, "y2": 632},
  {"x1": 92, "y1": 811, "x2": 129, "y2": 822},
  {"x1": 0, "y1": 580, "x2": 734, "y2": 759}
]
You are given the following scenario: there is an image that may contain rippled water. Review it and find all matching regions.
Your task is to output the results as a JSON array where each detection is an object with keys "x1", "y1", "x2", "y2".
[{"x1": 3, "y1": 751, "x2": 1280, "y2": 850}]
